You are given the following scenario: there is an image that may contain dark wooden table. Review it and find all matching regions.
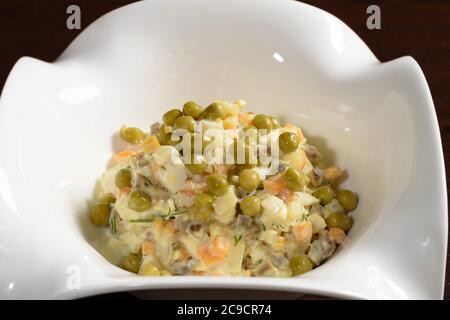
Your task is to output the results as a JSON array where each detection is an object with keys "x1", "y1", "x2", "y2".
[{"x1": 1, "y1": 0, "x2": 449, "y2": 300}]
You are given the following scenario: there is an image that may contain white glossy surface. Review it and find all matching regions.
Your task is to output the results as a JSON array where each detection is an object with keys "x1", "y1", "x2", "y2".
[{"x1": 0, "y1": 0, "x2": 446, "y2": 299}]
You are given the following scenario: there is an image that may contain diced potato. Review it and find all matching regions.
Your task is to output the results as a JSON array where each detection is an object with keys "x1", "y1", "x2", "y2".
[
  {"x1": 295, "y1": 192, "x2": 319, "y2": 207},
  {"x1": 246, "y1": 242, "x2": 268, "y2": 263},
  {"x1": 259, "y1": 230, "x2": 279, "y2": 244},
  {"x1": 282, "y1": 148, "x2": 308, "y2": 172},
  {"x1": 308, "y1": 213, "x2": 327, "y2": 234},
  {"x1": 216, "y1": 100, "x2": 240, "y2": 117},
  {"x1": 200, "y1": 119, "x2": 224, "y2": 133},
  {"x1": 152, "y1": 146, "x2": 187, "y2": 193},
  {"x1": 152, "y1": 146, "x2": 183, "y2": 166},
  {"x1": 213, "y1": 187, "x2": 238, "y2": 224},
  {"x1": 225, "y1": 241, "x2": 245, "y2": 274},
  {"x1": 286, "y1": 199, "x2": 308, "y2": 225},
  {"x1": 142, "y1": 135, "x2": 160, "y2": 153},
  {"x1": 260, "y1": 195, "x2": 289, "y2": 231},
  {"x1": 119, "y1": 231, "x2": 145, "y2": 254},
  {"x1": 180, "y1": 234, "x2": 202, "y2": 259}
]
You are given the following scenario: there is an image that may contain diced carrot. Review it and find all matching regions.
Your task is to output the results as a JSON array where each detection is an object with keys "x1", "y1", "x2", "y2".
[
  {"x1": 142, "y1": 135, "x2": 160, "y2": 154},
  {"x1": 323, "y1": 165, "x2": 343, "y2": 181},
  {"x1": 223, "y1": 116, "x2": 238, "y2": 129},
  {"x1": 164, "y1": 220, "x2": 177, "y2": 235},
  {"x1": 263, "y1": 174, "x2": 286, "y2": 195},
  {"x1": 142, "y1": 240, "x2": 155, "y2": 256},
  {"x1": 113, "y1": 149, "x2": 136, "y2": 163},
  {"x1": 198, "y1": 236, "x2": 230, "y2": 265},
  {"x1": 293, "y1": 221, "x2": 313, "y2": 245},
  {"x1": 214, "y1": 164, "x2": 228, "y2": 177},
  {"x1": 278, "y1": 187, "x2": 297, "y2": 203},
  {"x1": 119, "y1": 186, "x2": 131, "y2": 194},
  {"x1": 190, "y1": 270, "x2": 207, "y2": 276},
  {"x1": 153, "y1": 217, "x2": 164, "y2": 233},
  {"x1": 177, "y1": 247, "x2": 190, "y2": 262},
  {"x1": 328, "y1": 227, "x2": 346, "y2": 244},
  {"x1": 237, "y1": 112, "x2": 252, "y2": 126}
]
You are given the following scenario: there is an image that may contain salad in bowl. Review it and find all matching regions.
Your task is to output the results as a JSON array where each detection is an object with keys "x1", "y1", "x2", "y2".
[{"x1": 90, "y1": 100, "x2": 358, "y2": 277}]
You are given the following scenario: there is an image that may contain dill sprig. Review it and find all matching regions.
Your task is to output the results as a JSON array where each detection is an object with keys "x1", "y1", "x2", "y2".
[
  {"x1": 129, "y1": 207, "x2": 186, "y2": 223},
  {"x1": 109, "y1": 209, "x2": 122, "y2": 234},
  {"x1": 234, "y1": 234, "x2": 243, "y2": 246}
]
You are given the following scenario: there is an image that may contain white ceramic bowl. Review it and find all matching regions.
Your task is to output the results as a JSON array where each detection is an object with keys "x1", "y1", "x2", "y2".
[{"x1": 0, "y1": 0, "x2": 446, "y2": 300}]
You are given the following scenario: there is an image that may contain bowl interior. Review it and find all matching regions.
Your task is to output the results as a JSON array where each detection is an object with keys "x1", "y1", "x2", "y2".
[{"x1": 61, "y1": 0, "x2": 386, "y2": 265}]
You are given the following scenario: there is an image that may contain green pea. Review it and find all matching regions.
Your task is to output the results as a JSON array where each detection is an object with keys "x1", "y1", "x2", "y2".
[
  {"x1": 284, "y1": 167, "x2": 307, "y2": 191},
  {"x1": 278, "y1": 132, "x2": 299, "y2": 153},
  {"x1": 337, "y1": 190, "x2": 358, "y2": 211},
  {"x1": 207, "y1": 174, "x2": 229, "y2": 197},
  {"x1": 202, "y1": 102, "x2": 225, "y2": 120},
  {"x1": 174, "y1": 115, "x2": 195, "y2": 133},
  {"x1": 186, "y1": 163, "x2": 207, "y2": 174},
  {"x1": 235, "y1": 163, "x2": 257, "y2": 172},
  {"x1": 139, "y1": 263, "x2": 161, "y2": 276},
  {"x1": 115, "y1": 169, "x2": 132, "y2": 188},
  {"x1": 239, "y1": 169, "x2": 260, "y2": 192},
  {"x1": 271, "y1": 117, "x2": 281, "y2": 129},
  {"x1": 120, "y1": 126, "x2": 145, "y2": 144},
  {"x1": 240, "y1": 196, "x2": 261, "y2": 217},
  {"x1": 98, "y1": 193, "x2": 116, "y2": 205},
  {"x1": 157, "y1": 124, "x2": 171, "y2": 145},
  {"x1": 163, "y1": 109, "x2": 183, "y2": 126},
  {"x1": 289, "y1": 254, "x2": 313, "y2": 276},
  {"x1": 244, "y1": 125, "x2": 258, "y2": 133},
  {"x1": 183, "y1": 101, "x2": 203, "y2": 119},
  {"x1": 91, "y1": 203, "x2": 111, "y2": 226},
  {"x1": 128, "y1": 191, "x2": 152, "y2": 212},
  {"x1": 194, "y1": 192, "x2": 214, "y2": 221},
  {"x1": 195, "y1": 192, "x2": 214, "y2": 208},
  {"x1": 326, "y1": 212, "x2": 353, "y2": 232},
  {"x1": 252, "y1": 114, "x2": 273, "y2": 131},
  {"x1": 121, "y1": 254, "x2": 141, "y2": 274},
  {"x1": 313, "y1": 185, "x2": 336, "y2": 205}
]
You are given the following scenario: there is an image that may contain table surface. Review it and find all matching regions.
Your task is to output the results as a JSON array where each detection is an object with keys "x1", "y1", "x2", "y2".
[{"x1": 0, "y1": 0, "x2": 449, "y2": 300}]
